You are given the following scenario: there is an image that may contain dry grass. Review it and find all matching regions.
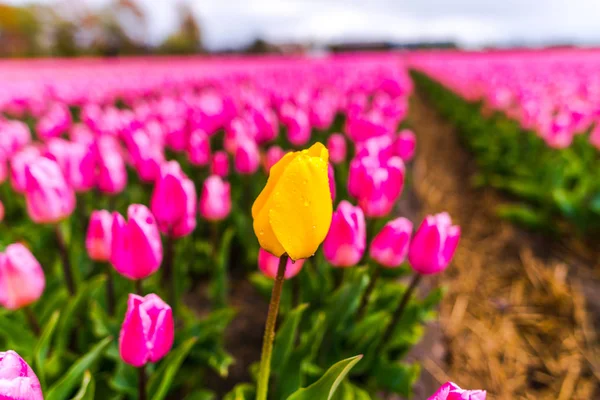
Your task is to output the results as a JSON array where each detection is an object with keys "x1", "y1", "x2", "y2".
[{"x1": 408, "y1": 92, "x2": 600, "y2": 399}]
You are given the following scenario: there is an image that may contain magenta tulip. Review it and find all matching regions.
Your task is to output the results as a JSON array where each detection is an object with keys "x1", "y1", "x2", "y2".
[
  {"x1": 0, "y1": 350, "x2": 43, "y2": 399},
  {"x1": 211, "y1": 151, "x2": 229, "y2": 177},
  {"x1": 395, "y1": 129, "x2": 416, "y2": 162},
  {"x1": 199, "y1": 175, "x2": 231, "y2": 221},
  {"x1": 150, "y1": 161, "x2": 197, "y2": 237},
  {"x1": 128, "y1": 130, "x2": 165, "y2": 183},
  {"x1": 327, "y1": 133, "x2": 347, "y2": 164},
  {"x1": 10, "y1": 146, "x2": 41, "y2": 193},
  {"x1": 263, "y1": 145, "x2": 285, "y2": 173},
  {"x1": 357, "y1": 156, "x2": 405, "y2": 218},
  {"x1": 86, "y1": 210, "x2": 113, "y2": 262},
  {"x1": 96, "y1": 137, "x2": 127, "y2": 195},
  {"x1": 234, "y1": 138, "x2": 260, "y2": 175},
  {"x1": 370, "y1": 217, "x2": 413, "y2": 268},
  {"x1": 187, "y1": 129, "x2": 211, "y2": 166},
  {"x1": 66, "y1": 140, "x2": 97, "y2": 192},
  {"x1": 111, "y1": 204, "x2": 163, "y2": 280},
  {"x1": 428, "y1": 382, "x2": 486, "y2": 400},
  {"x1": 323, "y1": 201, "x2": 366, "y2": 267},
  {"x1": 0, "y1": 243, "x2": 45, "y2": 311},
  {"x1": 258, "y1": 248, "x2": 304, "y2": 279},
  {"x1": 285, "y1": 111, "x2": 311, "y2": 146},
  {"x1": 119, "y1": 293, "x2": 174, "y2": 367},
  {"x1": 24, "y1": 157, "x2": 76, "y2": 224},
  {"x1": 408, "y1": 213, "x2": 460, "y2": 275}
]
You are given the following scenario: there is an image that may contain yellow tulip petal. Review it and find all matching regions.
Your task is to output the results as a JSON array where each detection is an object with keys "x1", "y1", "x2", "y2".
[
  {"x1": 251, "y1": 152, "x2": 296, "y2": 219},
  {"x1": 253, "y1": 193, "x2": 286, "y2": 257},
  {"x1": 269, "y1": 151, "x2": 333, "y2": 260},
  {"x1": 306, "y1": 142, "x2": 329, "y2": 163}
]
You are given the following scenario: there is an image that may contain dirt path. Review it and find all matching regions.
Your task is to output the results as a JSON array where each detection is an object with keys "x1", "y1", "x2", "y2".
[{"x1": 407, "y1": 89, "x2": 600, "y2": 399}]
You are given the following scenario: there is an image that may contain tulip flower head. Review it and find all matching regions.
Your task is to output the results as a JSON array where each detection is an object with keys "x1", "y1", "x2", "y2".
[
  {"x1": 264, "y1": 145, "x2": 286, "y2": 173},
  {"x1": 24, "y1": 156, "x2": 76, "y2": 224},
  {"x1": 0, "y1": 244, "x2": 45, "y2": 310},
  {"x1": 150, "y1": 161, "x2": 197, "y2": 237},
  {"x1": 0, "y1": 350, "x2": 43, "y2": 399},
  {"x1": 428, "y1": 382, "x2": 486, "y2": 400},
  {"x1": 323, "y1": 201, "x2": 366, "y2": 267},
  {"x1": 86, "y1": 210, "x2": 113, "y2": 262},
  {"x1": 252, "y1": 142, "x2": 333, "y2": 261},
  {"x1": 327, "y1": 133, "x2": 347, "y2": 164},
  {"x1": 199, "y1": 175, "x2": 232, "y2": 221},
  {"x1": 370, "y1": 217, "x2": 413, "y2": 268},
  {"x1": 234, "y1": 138, "x2": 260, "y2": 175},
  {"x1": 111, "y1": 204, "x2": 163, "y2": 280},
  {"x1": 258, "y1": 248, "x2": 304, "y2": 279},
  {"x1": 211, "y1": 151, "x2": 229, "y2": 177},
  {"x1": 119, "y1": 293, "x2": 174, "y2": 367},
  {"x1": 395, "y1": 129, "x2": 416, "y2": 162},
  {"x1": 408, "y1": 212, "x2": 460, "y2": 275}
]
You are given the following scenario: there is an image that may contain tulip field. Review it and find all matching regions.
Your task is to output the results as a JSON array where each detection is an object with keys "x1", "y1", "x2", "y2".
[{"x1": 0, "y1": 51, "x2": 598, "y2": 400}]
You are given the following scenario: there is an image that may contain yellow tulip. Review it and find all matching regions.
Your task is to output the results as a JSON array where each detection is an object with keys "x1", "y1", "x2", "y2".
[{"x1": 252, "y1": 142, "x2": 333, "y2": 261}]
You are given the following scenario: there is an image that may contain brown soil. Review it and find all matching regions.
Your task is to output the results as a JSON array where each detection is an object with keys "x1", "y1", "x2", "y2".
[{"x1": 408, "y1": 88, "x2": 600, "y2": 399}]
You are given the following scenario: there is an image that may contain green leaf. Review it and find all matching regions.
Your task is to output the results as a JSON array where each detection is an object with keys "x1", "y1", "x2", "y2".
[
  {"x1": 223, "y1": 384, "x2": 255, "y2": 400},
  {"x1": 46, "y1": 336, "x2": 112, "y2": 400},
  {"x1": 249, "y1": 272, "x2": 274, "y2": 299},
  {"x1": 71, "y1": 370, "x2": 95, "y2": 400},
  {"x1": 34, "y1": 311, "x2": 60, "y2": 389},
  {"x1": 286, "y1": 355, "x2": 363, "y2": 400},
  {"x1": 148, "y1": 337, "x2": 198, "y2": 400},
  {"x1": 272, "y1": 303, "x2": 308, "y2": 372},
  {"x1": 211, "y1": 227, "x2": 235, "y2": 308},
  {"x1": 184, "y1": 390, "x2": 216, "y2": 400},
  {"x1": 331, "y1": 381, "x2": 372, "y2": 400},
  {"x1": 0, "y1": 316, "x2": 37, "y2": 355},
  {"x1": 373, "y1": 360, "x2": 420, "y2": 397}
]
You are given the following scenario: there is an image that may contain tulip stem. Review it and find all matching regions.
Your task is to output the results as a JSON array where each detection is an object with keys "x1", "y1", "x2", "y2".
[
  {"x1": 357, "y1": 263, "x2": 381, "y2": 319},
  {"x1": 106, "y1": 266, "x2": 115, "y2": 316},
  {"x1": 257, "y1": 253, "x2": 288, "y2": 400},
  {"x1": 138, "y1": 366, "x2": 147, "y2": 400},
  {"x1": 163, "y1": 234, "x2": 176, "y2": 310},
  {"x1": 55, "y1": 225, "x2": 76, "y2": 295},
  {"x1": 24, "y1": 307, "x2": 40, "y2": 336},
  {"x1": 135, "y1": 279, "x2": 143, "y2": 296},
  {"x1": 376, "y1": 273, "x2": 422, "y2": 356}
]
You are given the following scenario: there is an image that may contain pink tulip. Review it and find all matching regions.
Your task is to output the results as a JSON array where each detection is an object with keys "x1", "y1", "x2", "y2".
[
  {"x1": 187, "y1": 129, "x2": 211, "y2": 166},
  {"x1": 86, "y1": 210, "x2": 113, "y2": 262},
  {"x1": 24, "y1": 157, "x2": 76, "y2": 224},
  {"x1": 10, "y1": 146, "x2": 41, "y2": 193},
  {"x1": 119, "y1": 293, "x2": 174, "y2": 367},
  {"x1": 323, "y1": 201, "x2": 366, "y2": 267},
  {"x1": 111, "y1": 204, "x2": 163, "y2": 280},
  {"x1": 0, "y1": 350, "x2": 43, "y2": 399},
  {"x1": 150, "y1": 161, "x2": 197, "y2": 237},
  {"x1": 428, "y1": 382, "x2": 486, "y2": 400},
  {"x1": 285, "y1": 111, "x2": 311, "y2": 146},
  {"x1": 0, "y1": 244, "x2": 45, "y2": 310},
  {"x1": 96, "y1": 137, "x2": 127, "y2": 195},
  {"x1": 395, "y1": 129, "x2": 416, "y2": 162},
  {"x1": 211, "y1": 151, "x2": 229, "y2": 177},
  {"x1": 128, "y1": 130, "x2": 165, "y2": 183},
  {"x1": 234, "y1": 138, "x2": 260, "y2": 175},
  {"x1": 370, "y1": 217, "x2": 413, "y2": 268},
  {"x1": 66, "y1": 140, "x2": 97, "y2": 192},
  {"x1": 327, "y1": 133, "x2": 347, "y2": 164},
  {"x1": 408, "y1": 213, "x2": 460, "y2": 275},
  {"x1": 263, "y1": 145, "x2": 285, "y2": 173},
  {"x1": 199, "y1": 175, "x2": 231, "y2": 221},
  {"x1": 258, "y1": 248, "x2": 304, "y2": 279},
  {"x1": 328, "y1": 164, "x2": 336, "y2": 202}
]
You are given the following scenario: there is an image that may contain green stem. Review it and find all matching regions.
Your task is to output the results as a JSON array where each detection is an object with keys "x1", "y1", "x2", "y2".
[
  {"x1": 162, "y1": 233, "x2": 175, "y2": 308},
  {"x1": 257, "y1": 254, "x2": 288, "y2": 400},
  {"x1": 24, "y1": 307, "x2": 40, "y2": 336},
  {"x1": 357, "y1": 263, "x2": 381, "y2": 319},
  {"x1": 55, "y1": 224, "x2": 76, "y2": 295},
  {"x1": 376, "y1": 273, "x2": 422, "y2": 355},
  {"x1": 135, "y1": 279, "x2": 143, "y2": 296},
  {"x1": 138, "y1": 365, "x2": 147, "y2": 400},
  {"x1": 106, "y1": 266, "x2": 115, "y2": 316}
]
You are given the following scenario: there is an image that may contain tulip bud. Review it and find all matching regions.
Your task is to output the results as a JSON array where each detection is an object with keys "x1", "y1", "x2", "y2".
[
  {"x1": 395, "y1": 129, "x2": 416, "y2": 162},
  {"x1": 111, "y1": 204, "x2": 163, "y2": 280},
  {"x1": 24, "y1": 157, "x2": 76, "y2": 224},
  {"x1": 323, "y1": 201, "x2": 366, "y2": 267},
  {"x1": 187, "y1": 129, "x2": 211, "y2": 166},
  {"x1": 263, "y1": 146, "x2": 285, "y2": 173},
  {"x1": 0, "y1": 350, "x2": 43, "y2": 399},
  {"x1": 253, "y1": 142, "x2": 332, "y2": 260},
  {"x1": 119, "y1": 293, "x2": 174, "y2": 367},
  {"x1": 86, "y1": 210, "x2": 112, "y2": 262},
  {"x1": 0, "y1": 244, "x2": 45, "y2": 310},
  {"x1": 327, "y1": 133, "x2": 347, "y2": 164},
  {"x1": 150, "y1": 161, "x2": 197, "y2": 236},
  {"x1": 128, "y1": 130, "x2": 165, "y2": 183},
  {"x1": 428, "y1": 382, "x2": 486, "y2": 400},
  {"x1": 285, "y1": 111, "x2": 311, "y2": 146},
  {"x1": 408, "y1": 213, "x2": 460, "y2": 275},
  {"x1": 199, "y1": 175, "x2": 231, "y2": 221},
  {"x1": 96, "y1": 137, "x2": 127, "y2": 195},
  {"x1": 10, "y1": 146, "x2": 41, "y2": 193},
  {"x1": 357, "y1": 156, "x2": 405, "y2": 218},
  {"x1": 66, "y1": 140, "x2": 97, "y2": 192},
  {"x1": 258, "y1": 248, "x2": 304, "y2": 279},
  {"x1": 234, "y1": 138, "x2": 260, "y2": 175},
  {"x1": 370, "y1": 217, "x2": 412, "y2": 268},
  {"x1": 211, "y1": 151, "x2": 229, "y2": 177}
]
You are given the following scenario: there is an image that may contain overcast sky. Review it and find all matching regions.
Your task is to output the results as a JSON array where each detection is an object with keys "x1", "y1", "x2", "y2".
[{"x1": 6, "y1": 0, "x2": 600, "y2": 50}]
